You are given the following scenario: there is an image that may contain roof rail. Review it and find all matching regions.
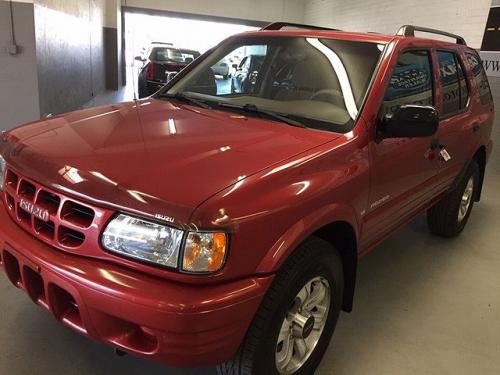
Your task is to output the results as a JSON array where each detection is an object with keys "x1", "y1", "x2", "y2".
[
  {"x1": 261, "y1": 22, "x2": 340, "y2": 31},
  {"x1": 151, "y1": 42, "x2": 174, "y2": 46},
  {"x1": 397, "y1": 25, "x2": 466, "y2": 45}
]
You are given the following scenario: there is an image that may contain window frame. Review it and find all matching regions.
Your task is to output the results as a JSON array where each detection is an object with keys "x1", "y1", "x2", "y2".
[
  {"x1": 379, "y1": 47, "x2": 436, "y2": 119},
  {"x1": 436, "y1": 48, "x2": 471, "y2": 120}
]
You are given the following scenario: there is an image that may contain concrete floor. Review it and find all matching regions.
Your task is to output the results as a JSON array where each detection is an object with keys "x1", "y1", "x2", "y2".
[{"x1": 1, "y1": 78, "x2": 499, "y2": 375}]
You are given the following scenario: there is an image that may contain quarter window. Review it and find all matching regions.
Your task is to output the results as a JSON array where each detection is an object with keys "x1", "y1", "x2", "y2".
[
  {"x1": 465, "y1": 52, "x2": 493, "y2": 105},
  {"x1": 382, "y1": 50, "x2": 433, "y2": 116},
  {"x1": 437, "y1": 51, "x2": 469, "y2": 116}
]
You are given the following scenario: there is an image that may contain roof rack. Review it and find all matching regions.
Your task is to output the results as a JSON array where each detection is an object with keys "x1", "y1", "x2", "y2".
[
  {"x1": 151, "y1": 42, "x2": 174, "y2": 46},
  {"x1": 396, "y1": 25, "x2": 466, "y2": 45},
  {"x1": 262, "y1": 22, "x2": 340, "y2": 31}
]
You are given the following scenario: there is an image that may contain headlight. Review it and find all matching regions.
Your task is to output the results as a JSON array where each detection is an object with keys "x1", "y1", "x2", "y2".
[
  {"x1": 102, "y1": 214, "x2": 183, "y2": 268},
  {"x1": 0, "y1": 154, "x2": 6, "y2": 191},
  {"x1": 102, "y1": 213, "x2": 229, "y2": 273},
  {"x1": 182, "y1": 232, "x2": 228, "y2": 273}
]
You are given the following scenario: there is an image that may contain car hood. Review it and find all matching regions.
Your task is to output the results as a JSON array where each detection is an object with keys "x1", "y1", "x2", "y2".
[{"x1": 1, "y1": 99, "x2": 338, "y2": 225}]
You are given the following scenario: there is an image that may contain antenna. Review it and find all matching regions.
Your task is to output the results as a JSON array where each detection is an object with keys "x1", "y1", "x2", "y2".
[
  {"x1": 132, "y1": 71, "x2": 138, "y2": 102},
  {"x1": 129, "y1": 13, "x2": 138, "y2": 102}
]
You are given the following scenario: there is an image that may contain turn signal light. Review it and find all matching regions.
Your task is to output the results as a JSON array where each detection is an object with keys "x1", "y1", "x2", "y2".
[{"x1": 182, "y1": 232, "x2": 228, "y2": 273}]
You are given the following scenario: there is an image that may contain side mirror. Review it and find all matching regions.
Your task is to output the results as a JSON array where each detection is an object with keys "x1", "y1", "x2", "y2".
[
  {"x1": 134, "y1": 56, "x2": 145, "y2": 62},
  {"x1": 377, "y1": 105, "x2": 438, "y2": 140},
  {"x1": 232, "y1": 63, "x2": 238, "y2": 69}
]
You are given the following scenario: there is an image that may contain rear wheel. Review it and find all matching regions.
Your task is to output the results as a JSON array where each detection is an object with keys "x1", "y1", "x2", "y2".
[
  {"x1": 427, "y1": 160, "x2": 480, "y2": 237},
  {"x1": 217, "y1": 237, "x2": 344, "y2": 375}
]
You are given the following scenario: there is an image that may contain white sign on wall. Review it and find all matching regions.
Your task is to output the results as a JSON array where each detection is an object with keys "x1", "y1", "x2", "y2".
[{"x1": 479, "y1": 51, "x2": 500, "y2": 78}]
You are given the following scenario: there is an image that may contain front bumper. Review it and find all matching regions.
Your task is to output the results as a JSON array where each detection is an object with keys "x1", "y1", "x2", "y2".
[{"x1": 0, "y1": 203, "x2": 273, "y2": 367}]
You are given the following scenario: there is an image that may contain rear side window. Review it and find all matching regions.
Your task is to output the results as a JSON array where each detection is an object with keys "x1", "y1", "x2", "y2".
[
  {"x1": 155, "y1": 48, "x2": 185, "y2": 63},
  {"x1": 465, "y1": 52, "x2": 493, "y2": 105},
  {"x1": 437, "y1": 51, "x2": 469, "y2": 116},
  {"x1": 382, "y1": 50, "x2": 433, "y2": 116}
]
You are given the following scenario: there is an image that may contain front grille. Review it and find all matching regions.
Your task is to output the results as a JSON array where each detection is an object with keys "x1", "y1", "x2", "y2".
[{"x1": 2, "y1": 167, "x2": 113, "y2": 254}]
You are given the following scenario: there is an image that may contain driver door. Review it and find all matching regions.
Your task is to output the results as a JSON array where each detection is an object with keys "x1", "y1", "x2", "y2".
[{"x1": 363, "y1": 49, "x2": 439, "y2": 248}]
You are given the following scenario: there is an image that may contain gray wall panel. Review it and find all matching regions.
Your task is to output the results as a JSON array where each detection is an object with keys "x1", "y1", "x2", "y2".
[
  {"x1": 0, "y1": 1, "x2": 40, "y2": 130},
  {"x1": 104, "y1": 26, "x2": 118, "y2": 89},
  {"x1": 91, "y1": 0, "x2": 105, "y2": 95},
  {"x1": 34, "y1": 0, "x2": 105, "y2": 117}
]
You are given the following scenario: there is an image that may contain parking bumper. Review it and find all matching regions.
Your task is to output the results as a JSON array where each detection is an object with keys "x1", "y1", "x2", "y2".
[{"x1": 0, "y1": 204, "x2": 273, "y2": 367}]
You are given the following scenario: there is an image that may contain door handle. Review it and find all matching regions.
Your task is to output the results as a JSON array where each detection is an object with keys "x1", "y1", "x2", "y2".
[{"x1": 430, "y1": 139, "x2": 444, "y2": 151}]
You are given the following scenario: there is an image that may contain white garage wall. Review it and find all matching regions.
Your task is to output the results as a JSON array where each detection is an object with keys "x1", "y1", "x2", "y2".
[
  {"x1": 304, "y1": 0, "x2": 491, "y2": 48},
  {"x1": 122, "y1": 0, "x2": 306, "y2": 23}
]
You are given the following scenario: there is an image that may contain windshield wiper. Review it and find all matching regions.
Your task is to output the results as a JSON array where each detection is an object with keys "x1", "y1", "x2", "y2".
[
  {"x1": 216, "y1": 103, "x2": 306, "y2": 128},
  {"x1": 159, "y1": 92, "x2": 212, "y2": 109}
]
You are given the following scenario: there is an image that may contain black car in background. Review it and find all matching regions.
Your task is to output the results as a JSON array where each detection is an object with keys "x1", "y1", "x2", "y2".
[
  {"x1": 231, "y1": 54, "x2": 265, "y2": 93},
  {"x1": 136, "y1": 43, "x2": 200, "y2": 98}
]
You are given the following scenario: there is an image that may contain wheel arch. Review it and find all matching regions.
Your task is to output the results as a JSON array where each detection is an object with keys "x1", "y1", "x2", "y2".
[
  {"x1": 473, "y1": 145, "x2": 486, "y2": 202},
  {"x1": 256, "y1": 204, "x2": 360, "y2": 313},
  {"x1": 312, "y1": 221, "x2": 358, "y2": 312}
]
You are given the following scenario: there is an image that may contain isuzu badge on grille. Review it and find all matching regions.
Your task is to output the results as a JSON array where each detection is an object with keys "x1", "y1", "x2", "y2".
[{"x1": 19, "y1": 198, "x2": 50, "y2": 222}]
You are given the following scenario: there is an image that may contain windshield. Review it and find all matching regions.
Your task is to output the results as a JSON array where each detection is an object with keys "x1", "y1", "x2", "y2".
[{"x1": 160, "y1": 36, "x2": 384, "y2": 132}]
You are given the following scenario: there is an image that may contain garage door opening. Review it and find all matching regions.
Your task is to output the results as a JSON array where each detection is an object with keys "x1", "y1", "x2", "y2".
[{"x1": 124, "y1": 10, "x2": 260, "y2": 99}]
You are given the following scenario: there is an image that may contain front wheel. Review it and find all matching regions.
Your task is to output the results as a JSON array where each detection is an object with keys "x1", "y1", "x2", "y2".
[
  {"x1": 427, "y1": 160, "x2": 480, "y2": 237},
  {"x1": 217, "y1": 237, "x2": 344, "y2": 375}
]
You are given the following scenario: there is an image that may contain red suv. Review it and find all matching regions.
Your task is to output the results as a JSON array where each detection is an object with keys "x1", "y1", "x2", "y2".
[{"x1": 0, "y1": 23, "x2": 494, "y2": 375}]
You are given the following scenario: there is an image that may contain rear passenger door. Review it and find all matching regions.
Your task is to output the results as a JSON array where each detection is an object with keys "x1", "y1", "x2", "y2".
[{"x1": 433, "y1": 50, "x2": 478, "y2": 192}]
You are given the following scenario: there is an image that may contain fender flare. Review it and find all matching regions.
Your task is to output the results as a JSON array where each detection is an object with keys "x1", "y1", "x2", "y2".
[
  {"x1": 450, "y1": 145, "x2": 487, "y2": 201},
  {"x1": 256, "y1": 202, "x2": 359, "y2": 274}
]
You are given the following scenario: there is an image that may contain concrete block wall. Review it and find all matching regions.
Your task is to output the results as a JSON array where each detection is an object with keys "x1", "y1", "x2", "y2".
[{"x1": 304, "y1": 0, "x2": 492, "y2": 48}]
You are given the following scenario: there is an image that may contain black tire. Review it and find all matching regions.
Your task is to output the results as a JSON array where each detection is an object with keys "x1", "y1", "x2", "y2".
[
  {"x1": 217, "y1": 237, "x2": 344, "y2": 375},
  {"x1": 427, "y1": 160, "x2": 480, "y2": 237}
]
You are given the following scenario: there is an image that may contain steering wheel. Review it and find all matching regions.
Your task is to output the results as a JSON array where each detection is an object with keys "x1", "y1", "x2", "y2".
[{"x1": 309, "y1": 89, "x2": 343, "y2": 102}]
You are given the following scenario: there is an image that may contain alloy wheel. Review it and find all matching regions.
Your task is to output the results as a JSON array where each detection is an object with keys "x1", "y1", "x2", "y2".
[
  {"x1": 458, "y1": 176, "x2": 475, "y2": 222},
  {"x1": 275, "y1": 277, "x2": 331, "y2": 374}
]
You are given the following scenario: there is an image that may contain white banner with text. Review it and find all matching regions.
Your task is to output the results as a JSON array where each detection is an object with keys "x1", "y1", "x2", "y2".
[{"x1": 479, "y1": 51, "x2": 500, "y2": 78}]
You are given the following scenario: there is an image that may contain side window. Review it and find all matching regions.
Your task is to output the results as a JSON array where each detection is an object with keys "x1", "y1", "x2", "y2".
[
  {"x1": 437, "y1": 51, "x2": 469, "y2": 116},
  {"x1": 382, "y1": 50, "x2": 433, "y2": 116},
  {"x1": 465, "y1": 52, "x2": 493, "y2": 105}
]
